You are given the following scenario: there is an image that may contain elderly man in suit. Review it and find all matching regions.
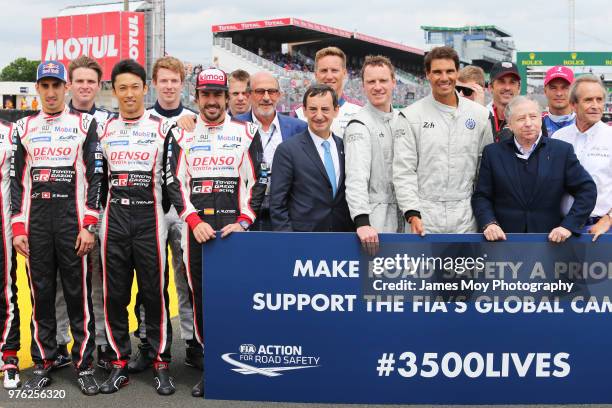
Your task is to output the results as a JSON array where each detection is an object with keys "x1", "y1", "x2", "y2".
[
  {"x1": 471, "y1": 96, "x2": 596, "y2": 242},
  {"x1": 270, "y1": 84, "x2": 354, "y2": 232},
  {"x1": 235, "y1": 71, "x2": 307, "y2": 230}
]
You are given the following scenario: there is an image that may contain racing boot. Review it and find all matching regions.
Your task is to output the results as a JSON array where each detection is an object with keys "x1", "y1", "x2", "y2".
[
  {"x1": 128, "y1": 342, "x2": 154, "y2": 373},
  {"x1": 153, "y1": 362, "x2": 175, "y2": 395},
  {"x1": 99, "y1": 361, "x2": 129, "y2": 394},
  {"x1": 52, "y1": 344, "x2": 72, "y2": 370},
  {"x1": 191, "y1": 378, "x2": 204, "y2": 397},
  {"x1": 1, "y1": 356, "x2": 21, "y2": 389},
  {"x1": 23, "y1": 362, "x2": 52, "y2": 390},
  {"x1": 96, "y1": 345, "x2": 113, "y2": 370},
  {"x1": 76, "y1": 367, "x2": 99, "y2": 396},
  {"x1": 184, "y1": 340, "x2": 203, "y2": 370}
]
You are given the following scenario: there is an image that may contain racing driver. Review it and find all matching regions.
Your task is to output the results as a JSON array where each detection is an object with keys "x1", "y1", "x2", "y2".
[
  {"x1": 165, "y1": 67, "x2": 265, "y2": 397},
  {"x1": 11, "y1": 61, "x2": 102, "y2": 395},
  {"x1": 97, "y1": 59, "x2": 174, "y2": 396}
]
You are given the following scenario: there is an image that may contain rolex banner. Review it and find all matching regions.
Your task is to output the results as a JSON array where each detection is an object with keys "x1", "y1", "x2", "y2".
[{"x1": 202, "y1": 233, "x2": 612, "y2": 404}]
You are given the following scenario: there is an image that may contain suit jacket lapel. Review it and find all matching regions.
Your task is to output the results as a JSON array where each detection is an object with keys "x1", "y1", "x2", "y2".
[
  {"x1": 278, "y1": 116, "x2": 290, "y2": 141},
  {"x1": 500, "y1": 141, "x2": 528, "y2": 208},
  {"x1": 301, "y1": 132, "x2": 332, "y2": 188}
]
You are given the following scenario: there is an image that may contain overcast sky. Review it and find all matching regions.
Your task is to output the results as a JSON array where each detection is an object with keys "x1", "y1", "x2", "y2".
[{"x1": 1, "y1": 0, "x2": 611, "y2": 70}]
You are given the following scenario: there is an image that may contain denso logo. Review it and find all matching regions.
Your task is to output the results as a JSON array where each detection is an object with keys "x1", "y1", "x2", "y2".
[
  {"x1": 110, "y1": 151, "x2": 151, "y2": 161},
  {"x1": 44, "y1": 36, "x2": 119, "y2": 60},
  {"x1": 33, "y1": 147, "x2": 72, "y2": 156},
  {"x1": 192, "y1": 156, "x2": 235, "y2": 166}
]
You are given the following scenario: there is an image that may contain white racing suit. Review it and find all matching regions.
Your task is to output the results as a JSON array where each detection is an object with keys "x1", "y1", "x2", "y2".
[
  {"x1": 344, "y1": 102, "x2": 403, "y2": 232},
  {"x1": 393, "y1": 94, "x2": 493, "y2": 233},
  {"x1": 56, "y1": 103, "x2": 113, "y2": 349}
]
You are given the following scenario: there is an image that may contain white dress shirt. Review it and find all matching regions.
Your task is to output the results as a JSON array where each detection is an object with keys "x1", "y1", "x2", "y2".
[
  {"x1": 252, "y1": 112, "x2": 282, "y2": 168},
  {"x1": 308, "y1": 128, "x2": 340, "y2": 187},
  {"x1": 554, "y1": 120, "x2": 612, "y2": 217}
]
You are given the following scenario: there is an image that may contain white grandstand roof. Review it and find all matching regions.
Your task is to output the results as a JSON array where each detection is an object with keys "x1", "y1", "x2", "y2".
[{"x1": 58, "y1": 1, "x2": 150, "y2": 16}]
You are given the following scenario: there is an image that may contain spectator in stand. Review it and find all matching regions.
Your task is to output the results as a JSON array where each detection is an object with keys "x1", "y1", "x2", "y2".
[
  {"x1": 227, "y1": 69, "x2": 251, "y2": 117},
  {"x1": 294, "y1": 47, "x2": 361, "y2": 137},
  {"x1": 553, "y1": 75, "x2": 612, "y2": 240},
  {"x1": 31, "y1": 97, "x2": 38, "y2": 110},
  {"x1": 488, "y1": 61, "x2": 521, "y2": 142},
  {"x1": 472, "y1": 96, "x2": 596, "y2": 242},
  {"x1": 457, "y1": 65, "x2": 486, "y2": 106},
  {"x1": 542, "y1": 66, "x2": 575, "y2": 136}
]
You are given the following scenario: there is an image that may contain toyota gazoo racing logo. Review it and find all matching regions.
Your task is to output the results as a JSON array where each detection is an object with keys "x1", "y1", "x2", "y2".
[
  {"x1": 110, "y1": 173, "x2": 129, "y2": 187},
  {"x1": 222, "y1": 344, "x2": 320, "y2": 377},
  {"x1": 192, "y1": 180, "x2": 213, "y2": 194},
  {"x1": 32, "y1": 169, "x2": 51, "y2": 182}
]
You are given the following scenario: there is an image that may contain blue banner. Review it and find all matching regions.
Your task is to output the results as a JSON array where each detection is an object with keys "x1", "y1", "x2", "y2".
[{"x1": 203, "y1": 233, "x2": 612, "y2": 404}]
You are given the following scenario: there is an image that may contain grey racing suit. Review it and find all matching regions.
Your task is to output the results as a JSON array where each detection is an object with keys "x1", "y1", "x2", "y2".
[
  {"x1": 393, "y1": 94, "x2": 493, "y2": 233},
  {"x1": 344, "y1": 102, "x2": 403, "y2": 232}
]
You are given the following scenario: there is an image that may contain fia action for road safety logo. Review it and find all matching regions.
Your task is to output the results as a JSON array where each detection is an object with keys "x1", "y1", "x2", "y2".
[{"x1": 222, "y1": 344, "x2": 321, "y2": 377}]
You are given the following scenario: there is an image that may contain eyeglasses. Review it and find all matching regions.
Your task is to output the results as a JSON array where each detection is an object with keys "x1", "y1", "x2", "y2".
[
  {"x1": 253, "y1": 88, "x2": 280, "y2": 96},
  {"x1": 456, "y1": 86, "x2": 474, "y2": 97}
]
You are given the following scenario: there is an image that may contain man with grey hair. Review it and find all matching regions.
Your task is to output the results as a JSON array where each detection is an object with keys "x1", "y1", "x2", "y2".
[
  {"x1": 553, "y1": 75, "x2": 612, "y2": 240},
  {"x1": 472, "y1": 96, "x2": 596, "y2": 242},
  {"x1": 235, "y1": 71, "x2": 307, "y2": 230}
]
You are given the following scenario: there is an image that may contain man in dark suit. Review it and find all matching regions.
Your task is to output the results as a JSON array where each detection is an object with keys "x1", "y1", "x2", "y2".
[
  {"x1": 472, "y1": 96, "x2": 596, "y2": 242},
  {"x1": 270, "y1": 84, "x2": 354, "y2": 232},
  {"x1": 235, "y1": 71, "x2": 307, "y2": 230}
]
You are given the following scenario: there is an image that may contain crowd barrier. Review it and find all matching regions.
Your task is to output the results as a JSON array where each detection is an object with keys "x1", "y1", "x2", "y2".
[{"x1": 202, "y1": 232, "x2": 612, "y2": 404}]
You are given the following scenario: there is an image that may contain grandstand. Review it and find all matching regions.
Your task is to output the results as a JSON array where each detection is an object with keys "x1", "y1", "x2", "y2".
[{"x1": 210, "y1": 18, "x2": 429, "y2": 111}]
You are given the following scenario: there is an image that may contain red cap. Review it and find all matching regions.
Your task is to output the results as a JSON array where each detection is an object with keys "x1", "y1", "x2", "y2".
[
  {"x1": 544, "y1": 66, "x2": 574, "y2": 86},
  {"x1": 196, "y1": 68, "x2": 228, "y2": 90}
]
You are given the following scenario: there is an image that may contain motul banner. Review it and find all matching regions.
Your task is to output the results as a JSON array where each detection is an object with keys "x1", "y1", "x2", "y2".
[{"x1": 41, "y1": 11, "x2": 145, "y2": 81}]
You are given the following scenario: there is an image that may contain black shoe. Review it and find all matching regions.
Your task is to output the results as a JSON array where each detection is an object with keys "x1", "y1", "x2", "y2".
[
  {"x1": 99, "y1": 363, "x2": 129, "y2": 394},
  {"x1": 191, "y1": 379, "x2": 203, "y2": 397},
  {"x1": 184, "y1": 344, "x2": 203, "y2": 370},
  {"x1": 52, "y1": 344, "x2": 72, "y2": 370},
  {"x1": 153, "y1": 363, "x2": 175, "y2": 396},
  {"x1": 77, "y1": 368, "x2": 99, "y2": 396},
  {"x1": 128, "y1": 343, "x2": 154, "y2": 373},
  {"x1": 23, "y1": 364, "x2": 52, "y2": 390},
  {"x1": 97, "y1": 345, "x2": 114, "y2": 370}
]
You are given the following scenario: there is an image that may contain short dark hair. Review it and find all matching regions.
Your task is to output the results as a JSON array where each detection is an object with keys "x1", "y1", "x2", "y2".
[
  {"x1": 302, "y1": 84, "x2": 338, "y2": 108},
  {"x1": 424, "y1": 46, "x2": 460, "y2": 73},
  {"x1": 111, "y1": 59, "x2": 146, "y2": 89},
  {"x1": 68, "y1": 55, "x2": 103, "y2": 82}
]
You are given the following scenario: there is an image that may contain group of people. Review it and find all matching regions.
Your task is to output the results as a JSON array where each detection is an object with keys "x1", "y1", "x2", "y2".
[{"x1": 0, "y1": 43, "x2": 610, "y2": 400}]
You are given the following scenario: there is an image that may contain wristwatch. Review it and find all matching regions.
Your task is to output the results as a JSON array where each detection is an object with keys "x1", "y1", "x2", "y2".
[
  {"x1": 85, "y1": 224, "x2": 98, "y2": 234},
  {"x1": 238, "y1": 220, "x2": 250, "y2": 231}
]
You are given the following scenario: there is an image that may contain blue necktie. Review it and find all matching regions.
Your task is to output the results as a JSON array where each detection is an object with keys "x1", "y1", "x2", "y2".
[{"x1": 321, "y1": 140, "x2": 337, "y2": 197}]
